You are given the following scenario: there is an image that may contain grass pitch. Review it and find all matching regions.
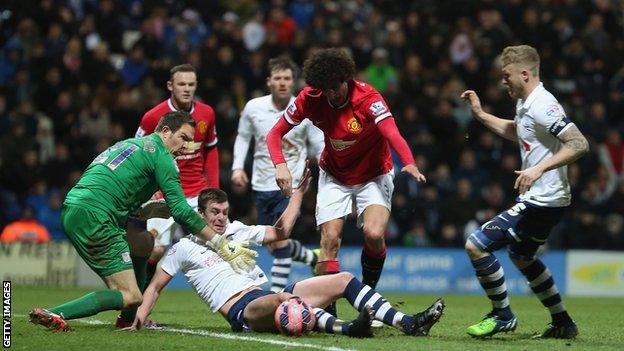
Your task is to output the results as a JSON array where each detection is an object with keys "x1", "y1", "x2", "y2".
[{"x1": 9, "y1": 286, "x2": 624, "y2": 350}]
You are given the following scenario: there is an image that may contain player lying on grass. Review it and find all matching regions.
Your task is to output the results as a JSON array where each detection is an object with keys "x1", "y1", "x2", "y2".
[
  {"x1": 127, "y1": 168, "x2": 445, "y2": 337},
  {"x1": 28, "y1": 111, "x2": 258, "y2": 332}
]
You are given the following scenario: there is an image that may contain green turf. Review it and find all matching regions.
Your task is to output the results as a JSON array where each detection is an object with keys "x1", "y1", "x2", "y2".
[{"x1": 9, "y1": 286, "x2": 624, "y2": 350}]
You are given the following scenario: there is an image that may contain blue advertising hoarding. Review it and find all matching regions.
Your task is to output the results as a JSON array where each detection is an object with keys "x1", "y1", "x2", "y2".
[{"x1": 168, "y1": 247, "x2": 567, "y2": 295}]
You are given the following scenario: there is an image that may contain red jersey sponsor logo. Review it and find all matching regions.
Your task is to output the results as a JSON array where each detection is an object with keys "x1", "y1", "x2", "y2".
[{"x1": 330, "y1": 138, "x2": 357, "y2": 151}]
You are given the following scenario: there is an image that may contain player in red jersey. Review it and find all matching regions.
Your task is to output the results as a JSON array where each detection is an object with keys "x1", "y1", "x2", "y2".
[
  {"x1": 267, "y1": 48, "x2": 425, "y2": 300},
  {"x1": 116, "y1": 64, "x2": 219, "y2": 328}
]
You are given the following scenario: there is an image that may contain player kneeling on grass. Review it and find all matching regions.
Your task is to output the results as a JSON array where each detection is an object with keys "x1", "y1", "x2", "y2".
[
  {"x1": 127, "y1": 168, "x2": 445, "y2": 337},
  {"x1": 29, "y1": 111, "x2": 257, "y2": 332}
]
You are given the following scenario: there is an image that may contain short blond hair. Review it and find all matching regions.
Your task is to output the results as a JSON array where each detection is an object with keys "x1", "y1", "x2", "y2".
[{"x1": 501, "y1": 45, "x2": 540, "y2": 76}]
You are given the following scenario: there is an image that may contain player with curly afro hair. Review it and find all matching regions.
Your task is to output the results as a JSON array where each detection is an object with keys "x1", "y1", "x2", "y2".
[
  {"x1": 267, "y1": 48, "x2": 425, "y2": 319},
  {"x1": 302, "y1": 48, "x2": 356, "y2": 91}
]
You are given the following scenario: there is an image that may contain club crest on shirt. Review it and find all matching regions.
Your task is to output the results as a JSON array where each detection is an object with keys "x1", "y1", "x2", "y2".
[
  {"x1": 369, "y1": 101, "x2": 387, "y2": 117},
  {"x1": 347, "y1": 117, "x2": 362, "y2": 134},
  {"x1": 197, "y1": 120, "x2": 208, "y2": 135}
]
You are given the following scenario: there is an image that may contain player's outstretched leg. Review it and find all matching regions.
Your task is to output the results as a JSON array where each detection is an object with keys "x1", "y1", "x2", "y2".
[
  {"x1": 514, "y1": 258, "x2": 577, "y2": 339},
  {"x1": 342, "y1": 276, "x2": 445, "y2": 336},
  {"x1": 314, "y1": 260, "x2": 340, "y2": 317},
  {"x1": 465, "y1": 254, "x2": 517, "y2": 337},
  {"x1": 30, "y1": 289, "x2": 124, "y2": 332},
  {"x1": 289, "y1": 239, "x2": 318, "y2": 267},
  {"x1": 313, "y1": 306, "x2": 374, "y2": 338},
  {"x1": 465, "y1": 234, "x2": 517, "y2": 338}
]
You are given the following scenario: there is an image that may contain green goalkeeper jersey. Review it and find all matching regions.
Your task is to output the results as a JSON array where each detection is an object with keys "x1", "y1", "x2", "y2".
[{"x1": 64, "y1": 133, "x2": 205, "y2": 234}]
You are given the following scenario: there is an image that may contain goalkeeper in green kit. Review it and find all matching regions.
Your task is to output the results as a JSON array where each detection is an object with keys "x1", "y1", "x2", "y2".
[{"x1": 29, "y1": 111, "x2": 258, "y2": 332}]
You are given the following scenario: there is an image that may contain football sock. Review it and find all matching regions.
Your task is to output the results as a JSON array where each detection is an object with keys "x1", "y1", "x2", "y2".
[
  {"x1": 289, "y1": 239, "x2": 317, "y2": 266},
  {"x1": 343, "y1": 277, "x2": 413, "y2": 331},
  {"x1": 49, "y1": 290, "x2": 123, "y2": 320},
  {"x1": 313, "y1": 308, "x2": 353, "y2": 335},
  {"x1": 471, "y1": 255, "x2": 513, "y2": 320},
  {"x1": 315, "y1": 259, "x2": 340, "y2": 275},
  {"x1": 361, "y1": 243, "x2": 386, "y2": 289},
  {"x1": 270, "y1": 245, "x2": 292, "y2": 292},
  {"x1": 519, "y1": 259, "x2": 573, "y2": 325},
  {"x1": 120, "y1": 255, "x2": 148, "y2": 323}
]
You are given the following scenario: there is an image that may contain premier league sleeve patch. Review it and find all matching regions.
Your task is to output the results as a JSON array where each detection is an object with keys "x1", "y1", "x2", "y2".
[
  {"x1": 369, "y1": 101, "x2": 387, "y2": 116},
  {"x1": 284, "y1": 102, "x2": 300, "y2": 125},
  {"x1": 369, "y1": 100, "x2": 392, "y2": 123}
]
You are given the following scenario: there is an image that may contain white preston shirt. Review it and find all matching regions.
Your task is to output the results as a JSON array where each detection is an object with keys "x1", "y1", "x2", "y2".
[
  {"x1": 232, "y1": 95, "x2": 324, "y2": 191},
  {"x1": 160, "y1": 220, "x2": 268, "y2": 312},
  {"x1": 515, "y1": 82, "x2": 574, "y2": 207}
]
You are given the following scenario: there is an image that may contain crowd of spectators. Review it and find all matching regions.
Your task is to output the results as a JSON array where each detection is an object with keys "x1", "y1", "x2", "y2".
[{"x1": 1, "y1": 0, "x2": 623, "y2": 250}]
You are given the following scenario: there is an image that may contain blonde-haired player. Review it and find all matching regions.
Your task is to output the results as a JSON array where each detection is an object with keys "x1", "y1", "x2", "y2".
[{"x1": 461, "y1": 45, "x2": 588, "y2": 338}]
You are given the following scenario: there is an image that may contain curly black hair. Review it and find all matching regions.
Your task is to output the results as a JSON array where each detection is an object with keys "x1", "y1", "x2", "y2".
[{"x1": 302, "y1": 48, "x2": 356, "y2": 90}]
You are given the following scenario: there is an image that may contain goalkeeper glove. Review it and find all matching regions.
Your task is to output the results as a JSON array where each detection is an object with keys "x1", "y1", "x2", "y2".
[{"x1": 208, "y1": 234, "x2": 259, "y2": 273}]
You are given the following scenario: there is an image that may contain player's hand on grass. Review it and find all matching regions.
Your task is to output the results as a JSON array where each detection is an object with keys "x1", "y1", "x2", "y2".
[
  {"x1": 119, "y1": 320, "x2": 140, "y2": 331},
  {"x1": 402, "y1": 164, "x2": 426, "y2": 183},
  {"x1": 275, "y1": 163, "x2": 293, "y2": 197}
]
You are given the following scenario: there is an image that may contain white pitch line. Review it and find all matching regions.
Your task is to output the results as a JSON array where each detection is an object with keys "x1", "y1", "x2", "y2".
[{"x1": 18, "y1": 315, "x2": 357, "y2": 351}]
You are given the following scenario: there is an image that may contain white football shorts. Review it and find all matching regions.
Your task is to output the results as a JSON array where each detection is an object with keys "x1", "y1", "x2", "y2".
[
  {"x1": 148, "y1": 196, "x2": 199, "y2": 247},
  {"x1": 315, "y1": 168, "x2": 394, "y2": 228}
]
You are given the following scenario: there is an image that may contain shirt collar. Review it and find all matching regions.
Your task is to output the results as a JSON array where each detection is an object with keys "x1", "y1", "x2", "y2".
[
  {"x1": 168, "y1": 98, "x2": 195, "y2": 114},
  {"x1": 520, "y1": 82, "x2": 544, "y2": 109}
]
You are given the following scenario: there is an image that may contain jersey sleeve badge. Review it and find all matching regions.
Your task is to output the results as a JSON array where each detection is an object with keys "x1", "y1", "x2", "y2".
[{"x1": 369, "y1": 101, "x2": 388, "y2": 117}]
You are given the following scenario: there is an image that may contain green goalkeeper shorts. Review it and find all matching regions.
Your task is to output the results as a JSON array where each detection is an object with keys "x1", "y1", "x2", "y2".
[{"x1": 61, "y1": 204, "x2": 133, "y2": 278}]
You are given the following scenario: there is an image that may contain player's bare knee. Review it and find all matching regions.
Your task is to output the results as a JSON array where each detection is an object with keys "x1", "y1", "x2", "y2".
[
  {"x1": 336, "y1": 271, "x2": 355, "y2": 286},
  {"x1": 465, "y1": 239, "x2": 485, "y2": 259},
  {"x1": 120, "y1": 289, "x2": 143, "y2": 309},
  {"x1": 363, "y1": 229, "x2": 384, "y2": 244},
  {"x1": 277, "y1": 292, "x2": 294, "y2": 302}
]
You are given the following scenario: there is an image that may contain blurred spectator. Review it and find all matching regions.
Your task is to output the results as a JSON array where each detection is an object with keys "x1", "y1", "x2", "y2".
[
  {"x1": 403, "y1": 221, "x2": 432, "y2": 247},
  {"x1": 598, "y1": 129, "x2": 624, "y2": 182},
  {"x1": 365, "y1": 47, "x2": 397, "y2": 94},
  {"x1": 265, "y1": 7, "x2": 297, "y2": 46},
  {"x1": 0, "y1": 207, "x2": 50, "y2": 243},
  {"x1": 120, "y1": 45, "x2": 148, "y2": 87},
  {"x1": 242, "y1": 11, "x2": 266, "y2": 52},
  {"x1": 36, "y1": 190, "x2": 64, "y2": 241}
]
